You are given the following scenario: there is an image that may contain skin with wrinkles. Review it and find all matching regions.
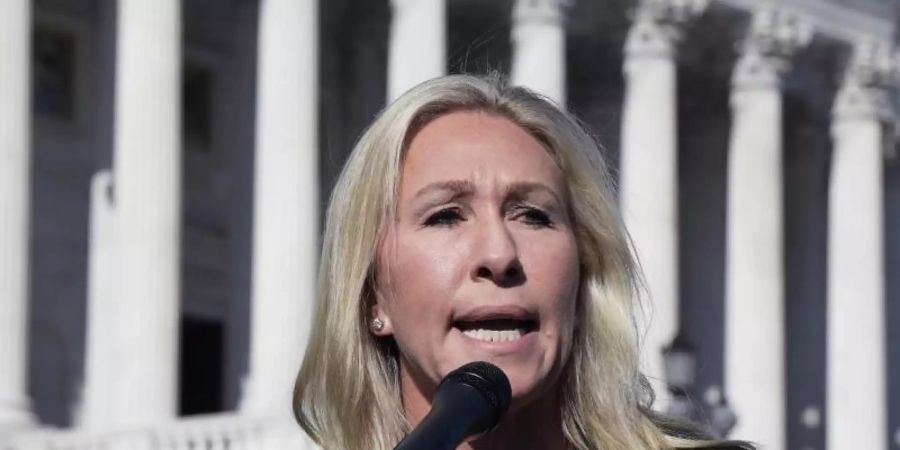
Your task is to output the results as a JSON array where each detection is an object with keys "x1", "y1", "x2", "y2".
[{"x1": 371, "y1": 111, "x2": 580, "y2": 449}]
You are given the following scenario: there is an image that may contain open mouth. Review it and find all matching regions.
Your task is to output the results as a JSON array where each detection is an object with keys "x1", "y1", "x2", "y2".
[{"x1": 454, "y1": 318, "x2": 537, "y2": 343}]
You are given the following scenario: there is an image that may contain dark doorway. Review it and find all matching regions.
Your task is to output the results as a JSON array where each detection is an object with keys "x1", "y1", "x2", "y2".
[{"x1": 179, "y1": 316, "x2": 224, "y2": 415}]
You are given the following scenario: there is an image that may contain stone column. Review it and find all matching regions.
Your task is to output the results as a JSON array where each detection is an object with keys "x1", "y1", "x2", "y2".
[
  {"x1": 827, "y1": 40, "x2": 893, "y2": 450},
  {"x1": 79, "y1": 171, "x2": 115, "y2": 427},
  {"x1": 511, "y1": 0, "x2": 568, "y2": 106},
  {"x1": 387, "y1": 0, "x2": 446, "y2": 101},
  {"x1": 619, "y1": 0, "x2": 706, "y2": 406},
  {"x1": 0, "y1": 0, "x2": 33, "y2": 427},
  {"x1": 241, "y1": 0, "x2": 318, "y2": 417},
  {"x1": 724, "y1": 8, "x2": 810, "y2": 449},
  {"x1": 78, "y1": 0, "x2": 118, "y2": 427},
  {"x1": 108, "y1": 0, "x2": 182, "y2": 427}
]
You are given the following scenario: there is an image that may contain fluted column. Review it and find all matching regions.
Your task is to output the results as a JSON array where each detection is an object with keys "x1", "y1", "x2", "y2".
[
  {"x1": 241, "y1": 0, "x2": 318, "y2": 417},
  {"x1": 511, "y1": 0, "x2": 568, "y2": 105},
  {"x1": 388, "y1": 0, "x2": 446, "y2": 101},
  {"x1": 620, "y1": 0, "x2": 706, "y2": 406},
  {"x1": 108, "y1": 0, "x2": 182, "y2": 427},
  {"x1": 827, "y1": 40, "x2": 893, "y2": 450},
  {"x1": 724, "y1": 8, "x2": 810, "y2": 449},
  {"x1": 0, "y1": 0, "x2": 34, "y2": 427},
  {"x1": 79, "y1": 171, "x2": 116, "y2": 427}
]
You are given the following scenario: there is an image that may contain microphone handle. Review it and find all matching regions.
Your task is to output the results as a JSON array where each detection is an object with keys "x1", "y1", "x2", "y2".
[{"x1": 393, "y1": 382, "x2": 490, "y2": 450}]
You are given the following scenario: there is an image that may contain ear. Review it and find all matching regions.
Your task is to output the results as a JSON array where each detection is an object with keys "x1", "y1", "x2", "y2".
[{"x1": 369, "y1": 293, "x2": 394, "y2": 337}]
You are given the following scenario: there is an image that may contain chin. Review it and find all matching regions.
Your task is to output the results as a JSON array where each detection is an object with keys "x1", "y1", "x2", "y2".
[{"x1": 500, "y1": 365, "x2": 559, "y2": 406}]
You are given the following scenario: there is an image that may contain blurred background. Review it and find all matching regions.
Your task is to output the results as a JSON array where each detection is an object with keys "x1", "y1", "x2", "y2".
[{"x1": 1, "y1": 0, "x2": 900, "y2": 449}]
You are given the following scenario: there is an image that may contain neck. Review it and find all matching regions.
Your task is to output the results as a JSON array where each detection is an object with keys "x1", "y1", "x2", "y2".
[
  {"x1": 463, "y1": 392, "x2": 568, "y2": 450},
  {"x1": 401, "y1": 368, "x2": 569, "y2": 450}
]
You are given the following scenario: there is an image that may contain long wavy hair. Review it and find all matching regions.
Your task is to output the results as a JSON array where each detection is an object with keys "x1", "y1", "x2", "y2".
[{"x1": 293, "y1": 74, "x2": 752, "y2": 450}]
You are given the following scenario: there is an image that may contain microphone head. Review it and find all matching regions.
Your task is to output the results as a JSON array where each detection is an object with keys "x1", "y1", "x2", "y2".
[{"x1": 439, "y1": 361, "x2": 512, "y2": 432}]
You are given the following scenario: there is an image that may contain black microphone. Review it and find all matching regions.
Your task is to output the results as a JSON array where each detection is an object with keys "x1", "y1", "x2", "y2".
[{"x1": 393, "y1": 361, "x2": 512, "y2": 450}]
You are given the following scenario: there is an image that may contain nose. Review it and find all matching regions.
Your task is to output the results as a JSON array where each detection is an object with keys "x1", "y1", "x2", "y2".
[{"x1": 470, "y1": 217, "x2": 524, "y2": 287}]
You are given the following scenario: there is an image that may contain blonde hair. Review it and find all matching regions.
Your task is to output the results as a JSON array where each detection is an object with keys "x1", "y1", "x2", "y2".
[{"x1": 293, "y1": 75, "x2": 748, "y2": 450}]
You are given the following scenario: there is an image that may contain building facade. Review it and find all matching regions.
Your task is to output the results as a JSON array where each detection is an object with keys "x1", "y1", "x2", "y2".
[{"x1": 0, "y1": 0, "x2": 899, "y2": 449}]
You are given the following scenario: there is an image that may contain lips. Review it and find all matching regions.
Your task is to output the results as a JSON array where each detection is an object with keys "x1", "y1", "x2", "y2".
[{"x1": 452, "y1": 306, "x2": 538, "y2": 343}]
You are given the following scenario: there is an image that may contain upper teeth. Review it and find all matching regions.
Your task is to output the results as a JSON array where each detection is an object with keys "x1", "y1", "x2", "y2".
[{"x1": 462, "y1": 328, "x2": 525, "y2": 342}]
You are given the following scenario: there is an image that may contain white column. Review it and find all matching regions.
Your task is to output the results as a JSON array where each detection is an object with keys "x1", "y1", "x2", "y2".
[
  {"x1": 0, "y1": 0, "x2": 34, "y2": 427},
  {"x1": 79, "y1": 171, "x2": 116, "y2": 427},
  {"x1": 511, "y1": 0, "x2": 567, "y2": 106},
  {"x1": 387, "y1": 0, "x2": 446, "y2": 101},
  {"x1": 827, "y1": 40, "x2": 892, "y2": 450},
  {"x1": 241, "y1": 0, "x2": 318, "y2": 417},
  {"x1": 619, "y1": 0, "x2": 705, "y2": 406},
  {"x1": 108, "y1": 0, "x2": 181, "y2": 427},
  {"x1": 724, "y1": 8, "x2": 810, "y2": 449}
]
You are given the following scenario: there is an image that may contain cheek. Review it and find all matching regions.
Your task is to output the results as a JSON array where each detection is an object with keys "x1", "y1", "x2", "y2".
[
  {"x1": 377, "y1": 238, "x2": 463, "y2": 383},
  {"x1": 553, "y1": 272, "x2": 579, "y2": 359},
  {"x1": 524, "y1": 235, "x2": 579, "y2": 302},
  {"x1": 378, "y1": 234, "x2": 462, "y2": 331},
  {"x1": 524, "y1": 235, "x2": 580, "y2": 346}
]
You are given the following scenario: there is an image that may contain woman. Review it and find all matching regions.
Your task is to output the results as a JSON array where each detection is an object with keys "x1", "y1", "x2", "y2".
[{"x1": 293, "y1": 74, "x2": 753, "y2": 450}]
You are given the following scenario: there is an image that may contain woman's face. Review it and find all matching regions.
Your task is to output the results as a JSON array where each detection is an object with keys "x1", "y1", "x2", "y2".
[{"x1": 374, "y1": 111, "x2": 580, "y2": 410}]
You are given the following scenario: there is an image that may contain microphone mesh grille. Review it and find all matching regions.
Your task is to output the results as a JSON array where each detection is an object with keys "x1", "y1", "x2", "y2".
[{"x1": 444, "y1": 361, "x2": 511, "y2": 414}]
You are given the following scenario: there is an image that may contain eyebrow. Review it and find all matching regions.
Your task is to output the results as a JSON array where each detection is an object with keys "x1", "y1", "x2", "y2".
[
  {"x1": 503, "y1": 181, "x2": 564, "y2": 206},
  {"x1": 411, "y1": 180, "x2": 564, "y2": 206},
  {"x1": 412, "y1": 180, "x2": 476, "y2": 203}
]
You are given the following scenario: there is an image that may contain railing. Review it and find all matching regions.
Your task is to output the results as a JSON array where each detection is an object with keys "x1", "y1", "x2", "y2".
[{"x1": 0, "y1": 413, "x2": 314, "y2": 450}]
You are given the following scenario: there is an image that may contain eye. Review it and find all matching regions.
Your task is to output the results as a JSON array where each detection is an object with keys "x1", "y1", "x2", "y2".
[
  {"x1": 424, "y1": 207, "x2": 465, "y2": 227},
  {"x1": 513, "y1": 206, "x2": 554, "y2": 228}
]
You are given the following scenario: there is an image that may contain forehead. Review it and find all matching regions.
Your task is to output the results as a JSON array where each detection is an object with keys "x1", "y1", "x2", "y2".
[{"x1": 399, "y1": 111, "x2": 564, "y2": 195}]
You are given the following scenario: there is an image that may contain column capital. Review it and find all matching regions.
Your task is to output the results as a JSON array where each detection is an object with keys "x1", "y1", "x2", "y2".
[
  {"x1": 732, "y1": 6, "x2": 812, "y2": 90},
  {"x1": 513, "y1": 0, "x2": 570, "y2": 24},
  {"x1": 833, "y1": 40, "x2": 897, "y2": 122},
  {"x1": 625, "y1": 0, "x2": 708, "y2": 58}
]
